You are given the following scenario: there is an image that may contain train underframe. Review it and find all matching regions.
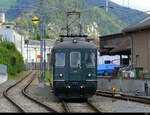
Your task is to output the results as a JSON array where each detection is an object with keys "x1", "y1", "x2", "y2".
[{"x1": 54, "y1": 81, "x2": 97, "y2": 99}]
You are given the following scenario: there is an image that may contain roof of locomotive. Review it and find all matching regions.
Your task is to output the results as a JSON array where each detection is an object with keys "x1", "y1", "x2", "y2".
[{"x1": 53, "y1": 36, "x2": 97, "y2": 49}]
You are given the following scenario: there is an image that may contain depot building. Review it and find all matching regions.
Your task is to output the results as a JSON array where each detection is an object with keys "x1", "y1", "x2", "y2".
[{"x1": 99, "y1": 15, "x2": 150, "y2": 73}]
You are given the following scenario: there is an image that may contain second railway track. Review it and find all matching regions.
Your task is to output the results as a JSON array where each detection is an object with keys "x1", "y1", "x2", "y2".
[
  {"x1": 96, "y1": 90, "x2": 150, "y2": 105},
  {"x1": 3, "y1": 71, "x2": 58, "y2": 113}
]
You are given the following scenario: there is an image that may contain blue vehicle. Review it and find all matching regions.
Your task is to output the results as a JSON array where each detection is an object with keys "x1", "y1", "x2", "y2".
[{"x1": 97, "y1": 64, "x2": 118, "y2": 76}]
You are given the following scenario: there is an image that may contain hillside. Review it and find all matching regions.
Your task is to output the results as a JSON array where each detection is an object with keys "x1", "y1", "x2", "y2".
[
  {"x1": 84, "y1": 0, "x2": 147, "y2": 25},
  {"x1": 0, "y1": 0, "x2": 16, "y2": 8},
  {"x1": 2, "y1": 0, "x2": 148, "y2": 37}
]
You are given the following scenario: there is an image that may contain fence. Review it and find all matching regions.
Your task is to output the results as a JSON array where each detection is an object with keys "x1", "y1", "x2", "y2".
[
  {"x1": 24, "y1": 63, "x2": 49, "y2": 71},
  {"x1": 0, "y1": 64, "x2": 7, "y2": 84}
]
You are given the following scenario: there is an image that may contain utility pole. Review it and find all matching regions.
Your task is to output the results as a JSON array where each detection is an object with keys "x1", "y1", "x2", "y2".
[
  {"x1": 25, "y1": 40, "x2": 29, "y2": 71},
  {"x1": 74, "y1": 0, "x2": 78, "y2": 11},
  {"x1": 122, "y1": 0, "x2": 125, "y2": 6},
  {"x1": 106, "y1": 0, "x2": 109, "y2": 12},
  {"x1": 128, "y1": 0, "x2": 129, "y2": 8},
  {"x1": 39, "y1": 0, "x2": 44, "y2": 87},
  {"x1": 43, "y1": 24, "x2": 46, "y2": 84}
]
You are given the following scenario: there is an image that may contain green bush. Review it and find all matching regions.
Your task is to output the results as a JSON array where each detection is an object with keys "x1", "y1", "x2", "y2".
[{"x1": 0, "y1": 41, "x2": 24, "y2": 75}]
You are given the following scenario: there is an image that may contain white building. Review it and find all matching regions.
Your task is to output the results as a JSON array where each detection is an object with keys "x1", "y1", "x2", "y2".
[
  {"x1": 0, "y1": 13, "x2": 15, "y2": 29},
  {"x1": 0, "y1": 29, "x2": 24, "y2": 58},
  {"x1": 24, "y1": 39, "x2": 55, "y2": 64},
  {"x1": 0, "y1": 13, "x2": 5, "y2": 23}
]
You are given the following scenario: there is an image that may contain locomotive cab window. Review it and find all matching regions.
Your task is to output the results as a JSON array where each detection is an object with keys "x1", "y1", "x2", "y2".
[
  {"x1": 85, "y1": 53, "x2": 95, "y2": 67},
  {"x1": 70, "y1": 52, "x2": 81, "y2": 67},
  {"x1": 55, "y1": 53, "x2": 65, "y2": 67}
]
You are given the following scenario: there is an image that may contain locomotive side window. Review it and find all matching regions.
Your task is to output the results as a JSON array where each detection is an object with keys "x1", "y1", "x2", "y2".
[
  {"x1": 70, "y1": 52, "x2": 81, "y2": 67},
  {"x1": 85, "y1": 53, "x2": 95, "y2": 67},
  {"x1": 55, "y1": 53, "x2": 65, "y2": 66}
]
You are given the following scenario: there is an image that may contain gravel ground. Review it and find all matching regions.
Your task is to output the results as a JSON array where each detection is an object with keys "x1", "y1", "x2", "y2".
[
  {"x1": 27, "y1": 78, "x2": 150, "y2": 113},
  {"x1": 26, "y1": 84, "x2": 64, "y2": 113},
  {"x1": 26, "y1": 77, "x2": 106, "y2": 113},
  {"x1": 0, "y1": 80, "x2": 19, "y2": 112},
  {"x1": 89, "y1": 95, "x2": 150, "y2": 113},
  {"x1": 67, "y1": 102, "x2": 96, "y2": 113},
  {"x1": 2, "y1": 74, "x2": 150, "y2": 113},
  {"x1": 7, "y1": 73, "x2": 53, "y2": 113}
]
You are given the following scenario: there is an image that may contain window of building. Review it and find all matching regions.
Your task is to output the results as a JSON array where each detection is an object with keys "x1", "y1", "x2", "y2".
[
  {"x1": 55, "y1": 53, "x2": 65, "y2": 67},
  {"x1": 104, "y1": 60, "x2": 110, "y2": 64},
  {"x1": 136, "y1": 55, "x2": 140, "y2": 66}
]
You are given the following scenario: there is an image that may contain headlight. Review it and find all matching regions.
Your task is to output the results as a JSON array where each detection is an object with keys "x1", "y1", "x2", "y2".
[
  {"x1": 73, "y1": 39, "x2": 77, "y2": 43},
  {"x1": 88, "y1": 73, "x2": 92, "y2": 77},
  {"x1": 59, "y1": 73, "x2": 63, "y2": 78}
]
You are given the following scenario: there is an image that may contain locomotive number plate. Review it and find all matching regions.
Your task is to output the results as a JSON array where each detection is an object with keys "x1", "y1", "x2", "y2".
[{"x1": 74, "y1": 70, "x2": 78, "y2": 72}]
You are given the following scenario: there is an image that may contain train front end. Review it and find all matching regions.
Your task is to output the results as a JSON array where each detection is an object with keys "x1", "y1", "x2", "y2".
[{"x1": 51, "y1": 39, "x2": 97, "y2": 99}]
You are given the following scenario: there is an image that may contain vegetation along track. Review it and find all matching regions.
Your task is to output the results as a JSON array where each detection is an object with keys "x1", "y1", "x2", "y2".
[
  {"x1": 3, "y1": 71, "x2": 57, "y2": 113},
  {"x1": 96, "y1": 90, "x2": 150, "y2": 105},
  {"x1": 61, "y1": 100, "x2": 102, "y2": 113}
]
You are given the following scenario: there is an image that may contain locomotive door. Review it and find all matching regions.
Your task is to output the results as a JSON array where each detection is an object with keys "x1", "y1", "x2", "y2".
[{"x1": 69, "y1": 51, "x2": 83, "y2": 81}]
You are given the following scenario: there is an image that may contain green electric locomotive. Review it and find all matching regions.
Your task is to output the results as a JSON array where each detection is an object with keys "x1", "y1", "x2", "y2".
[{"x1": 50, "y1": 35, "x2": 97, "y2": 100}]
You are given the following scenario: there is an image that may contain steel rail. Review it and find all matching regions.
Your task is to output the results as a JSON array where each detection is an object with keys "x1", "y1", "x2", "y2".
[
  {"x1": 96, "y1": 90, "x2": 150, "y2": 105},
  {"x1": 22, "y1": 73, "x2": 58, "y2": 113},
  {"x1": 3, "y1": 72, "x2": 32, "y2": 112},
  {"x1": 61, "y1": 100, "x2": 101, "y2": 113},
  {"x1": 87, "y1": 100, "x2": 102, "y2": 113},
  {"x1": 61, "y1": 101, "x2": 70, "y2": 113}
]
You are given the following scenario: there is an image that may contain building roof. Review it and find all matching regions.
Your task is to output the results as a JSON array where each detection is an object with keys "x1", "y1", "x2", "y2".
[
  {"x1": 123, "y1": 15, "x2": 150, "y2": 33},
  {"x1": 110, "y1": 38, "x2": 131, "y2": 55},
  {"x1": 99, "y1": 33, "x2": 125, "y2": 40},
  {"x1": 1, "y1": 22, "x2": 14, "y2": 25}
]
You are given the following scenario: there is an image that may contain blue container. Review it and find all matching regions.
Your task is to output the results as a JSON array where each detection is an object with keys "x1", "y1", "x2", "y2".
[{"x1": 97, "y1": 64, "x2": 117, "y2": 75}]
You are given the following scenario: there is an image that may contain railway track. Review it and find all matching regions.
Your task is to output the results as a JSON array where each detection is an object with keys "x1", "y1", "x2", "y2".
[
  {"x1": 22, "y1": 72, "x2": 58, "y2": 113},
  {"x1": 61, "y1": 100, "x2": 102, "y2": 113},
  {"x1": 96, "y1": 90, "x2": 150, "y2": 105},
  {"x1": 3, "y1": 72, "x2": 58, "y2": 113},
  {"x1": 3, "y1": 72, "x2": 32, "y2": 112}
]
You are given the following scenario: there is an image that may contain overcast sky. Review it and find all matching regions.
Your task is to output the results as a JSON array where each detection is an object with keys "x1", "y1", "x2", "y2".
[{"x1": 110, "y1": 0, "x2": 150, "y2": 12}]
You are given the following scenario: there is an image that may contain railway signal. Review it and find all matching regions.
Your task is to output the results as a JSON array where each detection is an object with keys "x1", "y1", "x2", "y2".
[{"x1": 32, "y1": 16, "x2": 40, "y2": 24}]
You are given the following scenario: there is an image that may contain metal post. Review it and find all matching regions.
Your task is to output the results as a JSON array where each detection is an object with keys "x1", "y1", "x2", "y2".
[
  {"x1": 39, "y1": 0, "x2": 44, "y2": 87},
  {"x1": 106, "y1": 0, "x2": 109, "y2": 12},
  {"x1": 79, "y1": 21, "x2": 82, "y2": 35},
  {"x1": 43, "y1": 26, "x2": 46, "y2": 83},
  {"x1": 122, "y1": 0, "x2": 125, "y2": 6},
  {"x1": 25, "y1": 40, "x2": 29, "y2": 71},
  {"x1": 27, "y1": 42, "x2": 28, "y2": 71}
]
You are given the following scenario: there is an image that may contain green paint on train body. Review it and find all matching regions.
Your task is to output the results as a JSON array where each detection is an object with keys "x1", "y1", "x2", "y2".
[{"x1": 50, "y1": 38, "x2": 98, "y2": 99}]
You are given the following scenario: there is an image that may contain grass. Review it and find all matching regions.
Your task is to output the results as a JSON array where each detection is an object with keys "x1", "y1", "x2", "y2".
[
  {"x1": 8, "y1": 71, "x2": 28, "y2": 80},
  {"x1": 45, "y1": 71, "x2": 51, "y2": 83},
  {"x1": 8, "y1": 70, "x2": 51, "y2": 83}
]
